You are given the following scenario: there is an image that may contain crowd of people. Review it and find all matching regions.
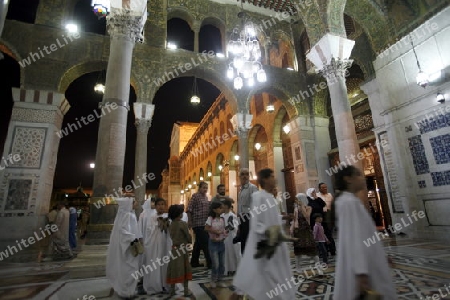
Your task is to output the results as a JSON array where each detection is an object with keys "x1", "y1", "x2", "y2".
[{"x1": 98, "y1": 165, "x2": 397, "y2": 299}]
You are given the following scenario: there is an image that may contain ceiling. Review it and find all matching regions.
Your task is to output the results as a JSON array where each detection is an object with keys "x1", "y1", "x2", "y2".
[{"x1": 208, "y1": 0, "x2": 297, "y2": 16}]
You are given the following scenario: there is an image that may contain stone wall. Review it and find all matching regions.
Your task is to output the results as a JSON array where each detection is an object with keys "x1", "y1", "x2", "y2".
[{"x1": 364, "y1": 6, "x2": 450, "y2": 241}]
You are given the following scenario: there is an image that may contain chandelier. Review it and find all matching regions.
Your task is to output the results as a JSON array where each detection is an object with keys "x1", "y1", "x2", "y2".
[
  {"x1": 227, "y1": 5, "x2": 266, "y2": 90},
  {"x1": 190, "y1": 77, "x2": 201, "y2": 105},
  {"x1": 409, "y1": 34, "x2": 428, "y2": 88},
  {"x1": 91, "y1": 0, "x2": 110, "y2": 18}
]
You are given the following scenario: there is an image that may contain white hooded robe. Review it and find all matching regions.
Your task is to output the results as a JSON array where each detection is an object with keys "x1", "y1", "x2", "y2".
[
  {"x1": 233, "y1": 190, "x2": 295, "y2": 299},
  {"x1": 106, "y1": 197, "x2": 141, "y2": 298},
  {"x1": 143, "y1": 212, "x2": 172, "y2": 294},
  {"x1": 221, "y1": 211, "x2": 241, "y2": 274},
  {"x1": 334, "y1": 191, "x2": 397, "y2": 300}
]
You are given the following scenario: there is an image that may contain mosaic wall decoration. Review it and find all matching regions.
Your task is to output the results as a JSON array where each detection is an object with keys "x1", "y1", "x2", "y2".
[
  {"x1": 418, "y1": 180, "x2": 426, "y2": 189},
  {"x1": 10, "y1": 127, "x2": 47, "y2": 168},
  {"x1": 408, "y1": 135, "x2": 429, "y2": 175},
  {"x1": 415, "y1": 109, "x2": 450, "y2": 134},
  {"x1": 431, "y1": 171, "x2": 450, "y2": 186},
  {"x1": 430, "y1": 134, "x2": 450, "y2": 164},
  {"x1": 4, "y1": 179, "x2": 32, "y2": 210}
]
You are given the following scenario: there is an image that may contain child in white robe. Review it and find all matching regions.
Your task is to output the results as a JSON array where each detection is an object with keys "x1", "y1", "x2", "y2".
[
  {"x1": 232, "y1": 168, "x2": 296, "y2": 300},
  {"x1": 221, "y1": 199, "x2": 241, "y2": 276},
  {"x1": 143, "y1": 198, "x2": 172, "y2": 295},
  {"x1": 106, "y1": 197, "x2": 141, "y2": 299},
  {"x1": 333, "y1": 165, "x2": 397, "y2": 300}
]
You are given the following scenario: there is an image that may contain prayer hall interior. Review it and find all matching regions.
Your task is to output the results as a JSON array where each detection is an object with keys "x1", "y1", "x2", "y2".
[{"x1": 0, "y1": 0, "x2": 449, "y2": 299}]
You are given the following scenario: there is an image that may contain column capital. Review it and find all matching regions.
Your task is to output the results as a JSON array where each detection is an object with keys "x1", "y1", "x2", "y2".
[
  {"x1": 306, "y1": 33, "x2": 355, "y2": 74},
  {"x1": 319, "y1": 57, "x2": 353, "y2": 81},
  {"x1": 192, "y1": 20, "x2": 201, "y2": 32},
  {"x1": 107, "y1": 9, "x2": 146, "y2": 42},
  {"x1": 135, "y1": 119, "x2": 152, "y2": 133},
  {"x1": 133, "y1": 102, "x2": 155, "y2": 120},
  {"x1": 230, "y1": 113, "x2": 252, "y2": 135}
]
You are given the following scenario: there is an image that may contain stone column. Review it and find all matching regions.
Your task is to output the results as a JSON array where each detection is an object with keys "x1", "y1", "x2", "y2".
[
  {"x1": 92, "y1": 11, "x2": 145, "y2": 197},
  {"x1": 0, "y1": 89, "x2": 69, "y2": 249},
  {"x1": 312, "y1": 116, "x2": 333, "y2": 190},
  {"x1": 273, "y1": 143, "x2": 286, "y2": 194},
  {"x1": 193, "y1": 21, "x2": 200, "y2": 53},
  {"x1": 307, "y1": 34, "x2": 362, "y2": 169},
  {"x1": 0, "y1": 0, "x2": 8, "y2": 59},
  {"x1": 88, "y1": 10, "x2": 146, "y2": 244},
  {"x1": 231, "y1": 113, "x2": 253, "y2": 170},
  {"x1": 133, "y1": 103, "x2": 155, "y2": 207},
  {"x1": 288, "y1": 116, "x2": 319, "y2": 193}
]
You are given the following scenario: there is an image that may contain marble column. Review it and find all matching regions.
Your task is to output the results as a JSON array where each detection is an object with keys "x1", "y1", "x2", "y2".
[
  {"x1": 0, "y1": 88, "x2": 69, "y2": 249},
  {"x1": 307, "y1": 34, "x2": 362, "y2": 170},
  {"x1": 92, "y1": 12, "x2": 145, "y2": 197},
  {"x1": 88, "y1": 9, "x2": 146, "y2": 244},
  {"x1": 231, "y1": 113, "x2": 253, "y2": 170},
  {"x1": 273, "y1": 144, "x2": 286, "y2": 194},
  {"x1": 133, "y1": 103, "x2": 154, "y2": 208},
  {"x1": 312, "y1": 116, "x2": 333, "y2": 190}
]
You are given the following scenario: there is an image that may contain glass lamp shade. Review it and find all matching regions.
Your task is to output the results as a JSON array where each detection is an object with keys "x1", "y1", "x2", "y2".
[
  {"x1": 190, "y1": 95, "x2": 200, "y2": 104},
  {"x1": 257, "y1": 69, "x2": 267, "y2": 82},
  {"x1": 416, "y1": 71, "x2": 429, "y2": 88},
  {"x1": 234, "y1": 77, "x2": 243, "y2": 90},
  {"x1": 233, "y1": 56, "x2": 244, "y2": 70},
  {"x1": 266, "y1": 104, "x2": 275, "y2": 113},
  {"x1": 94, "y1": 83, "x2": 105, "y2": 93},
  {"x1": 227, "y1": 66, "x2": 234, "y2": 79}
]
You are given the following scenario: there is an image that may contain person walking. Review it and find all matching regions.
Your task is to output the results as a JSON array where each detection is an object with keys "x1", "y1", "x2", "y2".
[
  {"x1": 333, "y1": 165, "x2": 397, "y2": 300},
  {"x1": 187, "y1": 181, "x2": 212, "y2": 268},
  {"x1": 317, "y1": 182, "x2": 336, "y2": 256},
  {"x1": 235, "y1": 168, "x2": 258, "y2": 254}
]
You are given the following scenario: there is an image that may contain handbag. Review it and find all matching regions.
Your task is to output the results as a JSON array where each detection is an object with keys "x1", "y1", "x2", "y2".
[
  {"x1": 130, "y1": 240, "x2": 144, "y2": 257},
  {"x1": 357, "y1": 290, "x2": 382, "y2": 300}
]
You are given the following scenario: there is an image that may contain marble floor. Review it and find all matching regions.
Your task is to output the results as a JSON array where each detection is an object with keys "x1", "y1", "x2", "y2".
[{"x1": 1, "y1": 237, "x2": 450, "y2": 300}]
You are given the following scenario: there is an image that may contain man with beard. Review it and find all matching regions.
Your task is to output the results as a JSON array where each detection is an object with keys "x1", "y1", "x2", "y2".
[{"x1": 211, "y1": 184, "x2": 234, "y2": 205}]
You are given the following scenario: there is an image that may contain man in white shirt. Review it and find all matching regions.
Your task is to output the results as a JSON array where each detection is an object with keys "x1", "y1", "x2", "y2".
[{"x1": 317, "y1": 183, "x2": 336, "y2": 256}]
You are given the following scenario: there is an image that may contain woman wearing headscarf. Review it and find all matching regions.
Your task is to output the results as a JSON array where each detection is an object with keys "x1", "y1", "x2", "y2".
[
  {"x1": 306, "y1": 188, "x2": 326, "y2": 230},
  {"x1": 290, "y1": 193, "x2": 322, "y2": 274},
  {"x1": 106, "y1": 197, "x2": 142, "y2": 299}
]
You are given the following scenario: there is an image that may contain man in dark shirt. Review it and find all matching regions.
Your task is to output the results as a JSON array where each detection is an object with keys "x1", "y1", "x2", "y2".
[
  {"x1": 187, "y1": 182, "x2": 212, "y2": 268},
  {"x1": 236, "y1": 168, "x2": 258, "y2": 253}
]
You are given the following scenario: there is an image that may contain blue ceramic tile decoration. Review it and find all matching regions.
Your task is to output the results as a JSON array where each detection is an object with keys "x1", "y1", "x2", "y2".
[
  {"x1": 408, "y1": 136, "x2": 429, "y2": 175},
  {"x1": 431, "y1": 171, "x2": 450, "y2": 186},
  {"x1": 430, "y1": 134, "x2": 450, "y2": 164},
  {"x1": 416, "y1": 110, "x2": 450, "y2": 134},
  {"x1": 418, "y1": 180, "x2": 427, "y2": 189}
]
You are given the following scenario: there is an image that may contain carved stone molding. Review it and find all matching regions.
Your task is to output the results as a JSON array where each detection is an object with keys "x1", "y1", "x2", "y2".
[
  {"x1": 107, "y1": 10, "x2": 146, "y2": 42},
  {"x1": 135, "y1": 119, "x2": 152, "y2": 133},
  {"x1": 11, "y1": 108, "x2": 63, "y2": 128},
  {"x1": 319, "y1": 57, "x2": 353, "y2": 82}
]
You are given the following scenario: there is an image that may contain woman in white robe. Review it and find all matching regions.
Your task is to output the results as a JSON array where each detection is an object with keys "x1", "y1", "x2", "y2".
[
  {"x1": 232, "y1": 169, "x2": 296, "y2": 300},
  {"x1": 143, "y1": 198, "x2": 172, "y2": 294},
  {"x1": 106, "y1": 197, "x2": 141, "y2": 298},
  {"x1": 333, "y1": 165, "x2": 397, "y2": 300}
]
